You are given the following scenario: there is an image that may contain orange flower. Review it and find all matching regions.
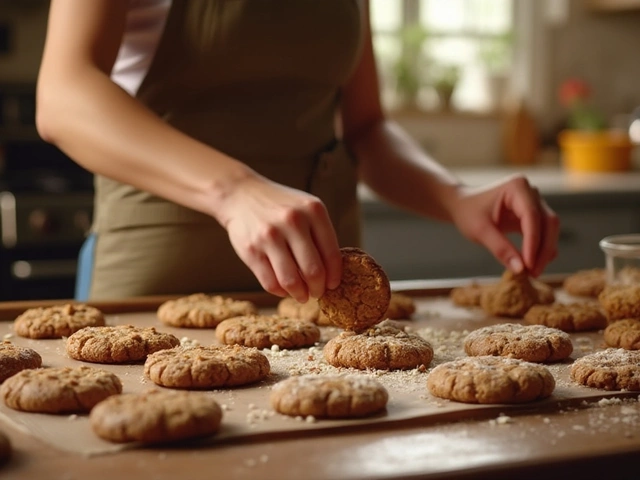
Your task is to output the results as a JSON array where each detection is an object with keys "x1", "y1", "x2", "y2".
[
  {"x1": 559, "y1": 78, "x2": 590, "y2": 107},
  {"x1": 558, "y1": 78, "x2": 605, "y2": 131}
]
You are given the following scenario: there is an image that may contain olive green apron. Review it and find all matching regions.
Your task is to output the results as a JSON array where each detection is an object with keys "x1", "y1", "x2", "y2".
[{"x1": 89, "y1": 0, "x2": 364, "y2": 299}]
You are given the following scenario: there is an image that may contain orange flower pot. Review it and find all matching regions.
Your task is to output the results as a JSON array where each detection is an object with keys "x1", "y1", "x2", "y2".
[{"x1": 558, "y1": 129, "x2": 633, "y2": 172}]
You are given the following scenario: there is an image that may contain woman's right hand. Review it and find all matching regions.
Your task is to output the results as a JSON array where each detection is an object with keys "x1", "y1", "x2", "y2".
[{"x1": 218, "y1": 174, "x2": 343, "y2": 303}]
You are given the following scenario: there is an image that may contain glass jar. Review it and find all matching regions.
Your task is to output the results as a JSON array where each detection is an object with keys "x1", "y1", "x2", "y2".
[{"x1": 599, "y1": 234, "x2": 640, "y2": 286}]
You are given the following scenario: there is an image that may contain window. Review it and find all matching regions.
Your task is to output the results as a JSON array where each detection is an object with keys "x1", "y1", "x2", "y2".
[{"x1": 370, "y1": 0, "x2": 514, "y2": 113}]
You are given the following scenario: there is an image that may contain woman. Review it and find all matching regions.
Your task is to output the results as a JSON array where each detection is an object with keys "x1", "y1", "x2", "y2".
[{"x1": 36, "y1": 0, "x2": 559, "y2": 302}]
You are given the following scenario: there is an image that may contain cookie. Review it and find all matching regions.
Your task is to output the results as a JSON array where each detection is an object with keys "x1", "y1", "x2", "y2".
[
  {"x1": 384, "y1": 292, "x2": 416, "y2": 319},
  {"x1": 277, "y1": 297, "x2": 332, "y2": 326},
  {"x1": 323, "y1": 320, "x2": 434, "y2": 370},
  {"x1": 144, "y1": 344, "x2": 270, "y2": 388},
  {"x1": 603, "y1": 319, "x2": 640, "y2": 350},
  {"x1": 270, "y1": 374, "x2": 388, "y2": 418},
  {"x1": 598, "y1": 284, "x2": 640, "y2": 322},
  {"x1": 215, "y1": 314, "x2": 320, "y2": 349},
  {"x1": 0, "y1": 429, "x2": 10, "y2": 466},
  {"x1": 532, "y1": 279, "x2": 555, "y2": 305},
  {"x1": 480, "y1": 270, "x2": 541, "y2": 318},
  {"x1": 524, "y1": 302, "x2": 607, "y2": 332},
  {"x1": 14, "y1": 303, "x2": 105, "y2": 339},
  {"x1": 66, "y1": 325, "x2": 180, "y2": 364},
  {"x1": 0, "y1": 341, "x2": 42, "y2": 383},
  {"x1": 450, "y1": 283, "x2": 485, "y2": 307},
  {"x1": 318, "y1": 247, "x2": 391, "y2": 332},
  {"x1": 570, "y1": 348, "x2": 640, "y2": 391},
  {"x1": 157, "y1": 293, "x2": 258, "y2": 328},
  {"x1": 563, "y1": 268, "x2": 606, "y2": 298},
  {"x1": 427, "y1": 356, "x2": 555, "y2": 404},
  {"x1": 90, "y1": 389, "x2": 223, "y2": 444},
  {"x1": 1, "y1": 365, "x2": 122, "y2": 413},
  {"x1": 463, "y1": 323, "x2": 573, "y2": 363}
]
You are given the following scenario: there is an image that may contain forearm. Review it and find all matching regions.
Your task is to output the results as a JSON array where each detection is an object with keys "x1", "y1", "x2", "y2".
[
  {"x1": 348, "y1": 119, "x2": 464, "y2": 222},
  {"x1": 36, "y1": 69, "x2": 254, "y2": 224}
]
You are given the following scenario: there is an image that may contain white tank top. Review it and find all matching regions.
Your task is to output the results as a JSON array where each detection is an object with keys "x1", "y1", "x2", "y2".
[{"x1": 111, "y1": 0, "x2": 172, "y2": 96}]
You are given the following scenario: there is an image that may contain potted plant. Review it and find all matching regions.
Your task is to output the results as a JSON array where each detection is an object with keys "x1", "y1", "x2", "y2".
[
  {"x1": 478, "y1": 32, "x2": 513, "y2": 111},
  {"x1": 392, "y1": 25, "x2": 429, "y2": 110},
  {"x1": 557, "y1": 78, "x2": 633, "y2": 172},
  {"x1": 430, "y1": 63, "x2": 460, "y2": 111}
]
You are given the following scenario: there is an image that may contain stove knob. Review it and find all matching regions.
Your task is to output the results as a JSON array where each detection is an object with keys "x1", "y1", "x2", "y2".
[{"x1": 29, "y1": 209, "x2": 57, "y2": 235}]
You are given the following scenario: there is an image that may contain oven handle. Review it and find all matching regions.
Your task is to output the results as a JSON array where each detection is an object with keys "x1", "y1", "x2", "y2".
[{"x1": 11, "y1": 259, "x2": 78, "y2": 280}]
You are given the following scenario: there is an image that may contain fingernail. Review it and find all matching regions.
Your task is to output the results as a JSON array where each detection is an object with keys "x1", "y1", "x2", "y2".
[{"x1": 509, "y1": 257, "x2": 524, "y2": 274}]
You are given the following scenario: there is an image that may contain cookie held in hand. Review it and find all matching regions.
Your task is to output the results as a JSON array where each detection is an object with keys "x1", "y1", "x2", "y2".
[{"x1": 318, "y1": 247, "x2": 391, "y2": 332}]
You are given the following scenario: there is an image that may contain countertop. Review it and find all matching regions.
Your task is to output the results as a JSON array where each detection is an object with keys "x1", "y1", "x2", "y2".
[
  {"x1": 359, "y1": 167, "x2": 640, "y2": 211},
  {"x1": 2, "y1": 281, "x2": 640, "y2": 480}
]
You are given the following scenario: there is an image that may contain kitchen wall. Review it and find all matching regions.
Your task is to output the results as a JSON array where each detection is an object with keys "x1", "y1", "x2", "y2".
[
  {"x1": 1, "y1": 1, "x2": 640, "y2": 166},
  {"x1": 547, "y1": 0, "x2": 640, "y2": 132}
]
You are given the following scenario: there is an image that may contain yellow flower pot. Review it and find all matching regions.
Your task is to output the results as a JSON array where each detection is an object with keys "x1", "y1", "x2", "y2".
[{"x1": 558, "y1": 129, "x2": 633, "y2": 172}]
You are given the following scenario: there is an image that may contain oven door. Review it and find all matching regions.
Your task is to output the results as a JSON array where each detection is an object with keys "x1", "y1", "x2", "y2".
[{"x1": 0, "y1": 245, "x2": 80, "y2": 300}]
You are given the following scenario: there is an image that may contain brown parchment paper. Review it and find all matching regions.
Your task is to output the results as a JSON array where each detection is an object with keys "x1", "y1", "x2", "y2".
[{"x1": 0, "y1": 290, "x2": 633, "y2": 457}]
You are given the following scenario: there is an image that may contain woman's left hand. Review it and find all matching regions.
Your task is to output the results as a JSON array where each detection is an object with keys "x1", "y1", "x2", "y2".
[{"x1": 448, "y1": 174, "x2": 560, "y2": 277}]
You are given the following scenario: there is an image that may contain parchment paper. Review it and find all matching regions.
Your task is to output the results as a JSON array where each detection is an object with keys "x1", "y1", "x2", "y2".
[{"x1": 0, "y1": 290, "x2": 632, "y2": 457}]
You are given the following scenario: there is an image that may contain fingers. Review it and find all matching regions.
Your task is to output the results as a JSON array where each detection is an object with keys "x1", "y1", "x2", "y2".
[
  {"x1": 228, "y1": 197, "x2": 340, "y2": 302},
  {"x1": 242, "y1": 251, "x2": 289, "y2": 299},
  {"x1": 263, "y1": 236, "x2": 309, "y2": 303},
  {"x1": 504, "y1": 178, "x2": 559, "y2": 277},
  {"x1": 308, "y1": 204, "x2": 342, "y2": 291},
  {"x1": 511, "y1": 183, "x2": 542, "y2": 272},
  {"x1": 276, "y1": 200, "x2": 340, "y2": 300},
  {"x1": 530, "y1": 199, "x2": 560, "y2": 277},
  {"x1": 476, "y1": 223, "x2": 525, "y2": 274}
]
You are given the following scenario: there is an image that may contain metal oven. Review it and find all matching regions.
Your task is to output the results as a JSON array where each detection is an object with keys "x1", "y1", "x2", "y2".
[{"x1": 0, "y1": 141, "x2": 93, "y2": 301}]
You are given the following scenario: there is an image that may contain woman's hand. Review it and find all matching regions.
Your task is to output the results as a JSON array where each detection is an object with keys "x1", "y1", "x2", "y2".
[
  {"x1": 448, "y1": 174, "x2": 560, "y2": 277},
  {"x1": 218, "y1": 174, "x2": 343, "y2": 303}
]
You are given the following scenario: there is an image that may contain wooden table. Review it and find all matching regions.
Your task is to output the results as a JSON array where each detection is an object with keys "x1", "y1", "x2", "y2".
[{"x1": 1, "y1": 277, "x2": 640, "y2": 480}]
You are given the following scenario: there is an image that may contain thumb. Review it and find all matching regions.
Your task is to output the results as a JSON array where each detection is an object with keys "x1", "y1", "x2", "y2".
[{"x1": 478, "y1": 224, "x2": 525, "y2": 274}]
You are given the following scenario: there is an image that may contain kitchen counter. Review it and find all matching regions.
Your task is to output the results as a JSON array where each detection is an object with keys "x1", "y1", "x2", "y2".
[
  {"x1": 359, "y1": 167, "x2": 640, "y2": 281},
  {"x1": 359, "y1": 166, "x2": 640, "y2": 209},
  {"x1": 1, "y1": 284, "x2": 640, "y2": 480}
]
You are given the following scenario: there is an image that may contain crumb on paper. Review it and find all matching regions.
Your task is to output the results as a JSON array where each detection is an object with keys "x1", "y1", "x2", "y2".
[
  {"x1": 180, "y1": 336, "x2": 200, "y2": 348},
  {"x1": 489, "y1": 413, "x2": 513, "y2": 426}
]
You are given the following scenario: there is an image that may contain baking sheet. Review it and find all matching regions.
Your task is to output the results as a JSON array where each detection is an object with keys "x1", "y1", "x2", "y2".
[{"x1": 0, "y1": 289, "x2": 632, "y2": 457}]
